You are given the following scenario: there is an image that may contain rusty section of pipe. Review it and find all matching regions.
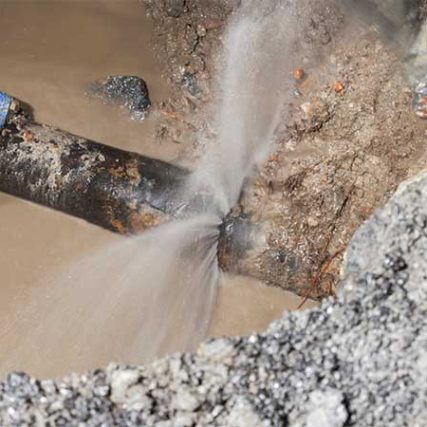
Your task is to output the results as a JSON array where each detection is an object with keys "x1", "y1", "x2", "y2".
[
  {"x1": 0, "y1": 96, "x2": 326, "y2": 299},
  {"x1": 0, "y1": 98, "x2": 189, "y2": 234},
  {"x1": 216, "y1": 208, "x2": 336, "y2": 300}
]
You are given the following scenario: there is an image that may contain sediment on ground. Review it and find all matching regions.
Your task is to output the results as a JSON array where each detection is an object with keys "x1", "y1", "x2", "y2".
[{"x1": 145, "y1": 0, "x2": 427, "y2": 298}]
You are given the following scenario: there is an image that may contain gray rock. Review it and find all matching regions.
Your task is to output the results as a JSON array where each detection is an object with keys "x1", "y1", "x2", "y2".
[
  {"x1": 296, "y1": 389, "x2": 348, "y2": 427},
  {"x1": 110, "y1": 369, "x2": 139, "y2": 404},
  {"x1": 2, "y1": 172, "x2": 427, "y2": 425},
  {"x1": 89, "y1": 75, "x2": 151, "y2": 120},
  {"x1": 165, "y1": 0, "x2": 186, "y2": 18}
]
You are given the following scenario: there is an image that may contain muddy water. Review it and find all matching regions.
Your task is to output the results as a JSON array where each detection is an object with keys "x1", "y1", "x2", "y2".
[
  {"x1": 0, "y1": 0, "x2": 176, "y2": 159},
  {"x1": 0, "y1": 0, "x2": 314, "y2": 378}
]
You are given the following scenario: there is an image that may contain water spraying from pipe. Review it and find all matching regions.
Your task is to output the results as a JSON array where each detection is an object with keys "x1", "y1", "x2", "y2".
[
  {"x1": 1, "y1": 216, "x2": 220, "y2": 376},
  {"x1": 187, "y1": 1, "x2": 300, "y2": 215},
  {"x1": 0, "y1": 0, "x2": 307, "y2": 376}
]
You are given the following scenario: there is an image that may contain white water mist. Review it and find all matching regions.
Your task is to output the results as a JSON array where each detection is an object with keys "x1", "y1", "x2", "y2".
[
  {"x1": 1, "y1": 216, "x2": 220, "y2": 376},
  {"x1": 190, "y1": 0, "x2": 300, "y2": 213},
  {"x1": 1, "y1": 0, "x2": 303, "y2": 376}
]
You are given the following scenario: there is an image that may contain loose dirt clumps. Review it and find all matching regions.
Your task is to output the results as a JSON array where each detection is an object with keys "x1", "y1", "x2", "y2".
[
  {"x1": 145, "y1": 0, "x2": 427, "y2": 299},
  {"x1": 235, "y1": 29, "x2": 427, "y2": 298},
  {"x1": 143, "y1": 0, "x2": 236, "y2": 157},
  {"x1": 88, "y1": 76, "x2": 152, "y2": 120}
]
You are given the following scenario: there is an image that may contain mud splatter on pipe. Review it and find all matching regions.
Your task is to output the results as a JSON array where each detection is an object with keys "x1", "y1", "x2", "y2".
[
  {"x1": 0, "y1": 94, "x2": 332, "y2": 300},
  {"x1": 0, "y1": 94, "x2": 189, "y2": 234}
]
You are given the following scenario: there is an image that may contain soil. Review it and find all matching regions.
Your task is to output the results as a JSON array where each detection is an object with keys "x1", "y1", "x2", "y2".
[
  {"x1": 144, "y1": 0, "x2": 427, "y2": 299},
  {"x1": 144, "y1": 0, "x2": 244, "y2": 165}
]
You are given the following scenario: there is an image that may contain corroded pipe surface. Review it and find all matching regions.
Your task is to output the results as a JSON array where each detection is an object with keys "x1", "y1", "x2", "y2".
[
  {"x1": 0, "y1": 97, "x2": 326, "y2": 299},
  {"x1": 0, "y1": 100, "x2": 189, "y2": 234}
]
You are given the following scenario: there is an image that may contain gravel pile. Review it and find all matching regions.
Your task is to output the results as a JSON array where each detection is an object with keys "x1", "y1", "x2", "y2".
[{"x1": 1, "y1": 173, "x2": 427, "y2": 426}]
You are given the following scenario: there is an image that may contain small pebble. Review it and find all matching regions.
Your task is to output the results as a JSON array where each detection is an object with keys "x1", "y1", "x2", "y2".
[
  {"x1": 293, "y1": 68, "x2": 305, "y2": 81},
  {"x1": 332, "y1": 81, "x2": 345, "y2": 94}
]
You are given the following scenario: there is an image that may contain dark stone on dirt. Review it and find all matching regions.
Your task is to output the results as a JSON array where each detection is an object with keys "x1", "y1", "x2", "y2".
[
  {"x1": 89, "y1": 76, "x2": 151, "y2": 120},
  {"x1": 182, "y1": 72, "x2": 201, "y2": 96},
  {"x1": 165, "y1": 0, "x2": 186, "y2": 17}
]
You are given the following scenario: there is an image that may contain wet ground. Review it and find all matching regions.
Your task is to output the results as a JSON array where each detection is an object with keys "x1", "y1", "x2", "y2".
[
  {"x1": 2, "y1": 0, "x2": 423, "y2": 379},
  {"x1": 0, "y1": 0, "x2": 312, "y2": 378},
  {"x1": 146, "y1": 0, "x2": 427, "y2": 298}
]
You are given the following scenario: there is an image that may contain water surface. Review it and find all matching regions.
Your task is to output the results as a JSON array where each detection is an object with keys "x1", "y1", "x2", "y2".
[{"x1": 0, "y1": 0, "x2": 313, "y2": 378}]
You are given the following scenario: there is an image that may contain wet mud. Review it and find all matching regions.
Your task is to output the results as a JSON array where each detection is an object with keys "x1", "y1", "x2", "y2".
[{"x1": 0, "y1": 0, "x2": 310, "y2": 378}]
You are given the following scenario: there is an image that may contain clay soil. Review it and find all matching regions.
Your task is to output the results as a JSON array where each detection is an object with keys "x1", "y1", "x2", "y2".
[{"x1": 144, "y1": 0, "x2": 427, "y2": 299}]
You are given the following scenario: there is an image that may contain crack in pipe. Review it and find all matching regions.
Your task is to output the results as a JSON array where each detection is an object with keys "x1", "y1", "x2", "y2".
[{"x1": 0, "y1": 93, "x2": 249, "y2": 267}]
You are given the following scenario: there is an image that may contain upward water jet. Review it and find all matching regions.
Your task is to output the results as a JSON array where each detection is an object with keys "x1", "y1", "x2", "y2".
[
  {"x1": 0, "y1": 0, "x2": 305, "y2": 376},
  {"x1": 187, "y1": 1, "x2": 301, "y2": 214}
]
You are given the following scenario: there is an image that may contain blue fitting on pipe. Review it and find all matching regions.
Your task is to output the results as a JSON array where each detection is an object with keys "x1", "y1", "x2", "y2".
[{"x1": 0, "y1": 91, "x2": 12, "y2": 129}]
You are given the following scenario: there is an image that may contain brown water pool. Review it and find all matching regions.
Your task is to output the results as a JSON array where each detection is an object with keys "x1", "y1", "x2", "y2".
[{"x1": 0, "y1": 0, "x2": 315, "y2": 378}]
